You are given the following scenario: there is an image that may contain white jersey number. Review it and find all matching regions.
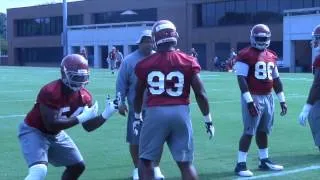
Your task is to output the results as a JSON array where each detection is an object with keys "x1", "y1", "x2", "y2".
[
  {"x1": 254, "y1": 61, "x2": 275, "y2": 80},
  {"x1": 58, "y1": 106, "x2": 84, "y2": 120},
  {"x1": 147, "y1": 71, "x2": 184, "y2": 96}
]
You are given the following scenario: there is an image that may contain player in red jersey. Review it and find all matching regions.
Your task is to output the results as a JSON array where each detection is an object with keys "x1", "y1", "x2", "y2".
[
  {"x1": 18, "y1": 54, "x2": 118, "y2": 180},
  {"x1": 233, "y1": 24, "x2": 288, "y2": 177},
  {"x1": 298, "y1": 24, "x2": 320, "y2": 150},
  {"x1": 134, "y1": 20, "x2": 214, "y2": 180}
]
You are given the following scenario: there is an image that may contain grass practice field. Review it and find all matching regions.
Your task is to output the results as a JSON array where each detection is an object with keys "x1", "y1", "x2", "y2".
[{"x1": 1, "y1": 66, "x2": 320, "y2": 180}]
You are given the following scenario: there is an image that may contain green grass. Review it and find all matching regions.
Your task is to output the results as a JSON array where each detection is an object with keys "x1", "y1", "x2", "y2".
[{"x1": 0, "y1": 66, "x2": 320, "y2": 180}]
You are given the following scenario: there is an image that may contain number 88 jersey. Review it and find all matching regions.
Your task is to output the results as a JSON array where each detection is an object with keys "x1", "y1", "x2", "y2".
[
  {"x1": 135, "y1": 51, "x2": 201, "y2": 107},
  {"x1": 235, "y1": 47, "x2": 279, "y2": 95}
]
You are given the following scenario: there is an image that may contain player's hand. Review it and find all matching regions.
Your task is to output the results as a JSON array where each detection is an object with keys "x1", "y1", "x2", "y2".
[
  {"x1": 247, "y1": 102, "x2": 259, "y2": 117},
  {"x1": 280, "y1": 102, "x2": 287, "y2": 116},
  {"x1": 298, "y1": 104, "x2": 312, "y2": 127},
  {"x1": 133, "y1": 113, "x2": 143, "y2": 136},
  {"x1": 118, "y1": 104, "x2": 128, "y2": 116},
  {"x1": 205, "y1": 122, "x2": 215, "y2": 140},
  {"x1": 102, "y1": 96, "x2": 118, "y2": 120},
  {"x1": 77, "y1": 101, "x2": 99, "y2": 123}
]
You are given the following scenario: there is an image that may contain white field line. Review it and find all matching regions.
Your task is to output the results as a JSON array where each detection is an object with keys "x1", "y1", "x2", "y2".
[
  {"x1": 0, "y1": 94, "x2": 307, "y2": 119},
  {"x1": 235, "y1": 165, "x2": 320, "y2": 180}
]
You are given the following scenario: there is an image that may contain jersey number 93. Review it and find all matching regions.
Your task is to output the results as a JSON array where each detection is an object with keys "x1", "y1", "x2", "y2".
[{"x1": 147, "y1": 71, "x2": 184, "y2": 97}]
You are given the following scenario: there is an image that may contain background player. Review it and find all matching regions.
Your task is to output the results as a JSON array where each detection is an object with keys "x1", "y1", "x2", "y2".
[
  {"x1": 134, "y1": 20, "x2": 214, "y2": 179},
  {"x1": 18, "y1": 54, "x2": 118, "y2": 180},
  {"x1": 233, "y1": 24, "x2": 288, "y2": 177},
  {"x1": 298, "y1": 24, "x2": 320, "y2": 150},
  {"x1": 116, "y1": 29, "x2": 164, "y2": 179}
]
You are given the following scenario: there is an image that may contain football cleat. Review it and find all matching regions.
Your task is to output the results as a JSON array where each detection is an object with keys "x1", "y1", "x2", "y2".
[
  {"x1": 234, "y1": 162, "x2": 253, "y2": 177},
  {"x1": 132, "y1": 168, "x2": 139, "y2": 180},
  {"x1": 259, "y1": 158, "x2": 284, "y2": 171},
  {"x1": 154, "y1": 166, "x2": 165, "y2": 179}
]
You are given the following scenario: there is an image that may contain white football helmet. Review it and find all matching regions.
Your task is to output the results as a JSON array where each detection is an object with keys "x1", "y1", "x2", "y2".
[{"x1": 250, "y1": 24, "x2": 271, "y2": 50}]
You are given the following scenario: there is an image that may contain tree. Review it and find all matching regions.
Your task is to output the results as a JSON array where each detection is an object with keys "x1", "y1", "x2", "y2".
[{"x1": 0, "y1": 13, "x2": 6, "y2": 39}]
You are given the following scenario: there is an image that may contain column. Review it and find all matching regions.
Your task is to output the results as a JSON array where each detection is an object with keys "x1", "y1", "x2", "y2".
[
  {"x1": 94, "y1": 45, "x2": 101, "y2": 68},
  {"x1": 123, "y1": 44, "x2": 129, "y2": 57}
]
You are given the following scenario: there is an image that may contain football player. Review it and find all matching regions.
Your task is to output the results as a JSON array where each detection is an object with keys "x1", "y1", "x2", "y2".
[
  {"x1": 116, "y1": 29, "x2": 164, "y2": 180},
  {"x1": 298, "y1": 24, "x2": 320, "y2": 150},
  {"x1": 233, "y1": 24, "x2": 288, "y2": 177},
  {"x1": 18, "y1": 54, "x2": 118, "y2": 180},
  {"x1": 134, "y1": 20, "x2": 214, "y2": 179}
]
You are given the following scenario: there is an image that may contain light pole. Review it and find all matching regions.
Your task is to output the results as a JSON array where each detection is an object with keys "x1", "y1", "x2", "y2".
[{"x1": 62, "y1": 0, "x2": 68, "y2": 56}]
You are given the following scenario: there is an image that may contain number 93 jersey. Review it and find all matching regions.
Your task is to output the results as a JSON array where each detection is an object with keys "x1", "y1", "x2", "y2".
[
  {"x1": 135, "y1": 51, "x2": 201, "y2": 107},
  {"x1": 235, "y1": 47, "x2": 279, "y2": 95}
]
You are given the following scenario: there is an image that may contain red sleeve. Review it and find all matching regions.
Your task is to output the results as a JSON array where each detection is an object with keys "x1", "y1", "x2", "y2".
[
  {"x1": 235, "y1": 48, "x2": 250, "y2": 64},
  {"x1": 313, "y1": 55, "x2": 320, "y2": 68},
  {"x1": 191, "y1": 57, "x2": 201, "y2": 74},
  {"x1": 37, "y1": 87, "x2": 59, "y2": 109},
  {"x1": 80, "y1": 89, "x2": 93, "y2": 106}
]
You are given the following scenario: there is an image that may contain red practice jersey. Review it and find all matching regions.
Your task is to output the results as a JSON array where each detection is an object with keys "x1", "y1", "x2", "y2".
[
  {"x1": 313, "y1": 54, "x2": 320, "y2": 69},
  {"x1": 135, "y1": 51, "x2": 201, "y2": 107},
  {"x1": 236, "y1": 47, "x2": 278, "y2": 95},
  {"x1": 25, "y1": 79, "x2": 92, "y2": 134}
]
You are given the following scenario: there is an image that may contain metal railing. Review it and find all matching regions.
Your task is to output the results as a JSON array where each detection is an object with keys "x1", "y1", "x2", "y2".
[
  {"x1": 68, "y1": 21, "x2": 155, "y2": 30},
  {"x1": 284, "y1": 7, "x2": 320, "y2": 16}
]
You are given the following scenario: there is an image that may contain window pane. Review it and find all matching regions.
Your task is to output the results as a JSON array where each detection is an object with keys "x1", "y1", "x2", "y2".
[
  {"x1": 215, "y1": 2, "x2": 225, "y2": 25},
  {"x1": 206, "y1": 3, "x2": 215, "y2": 26},
  {"x1": 257, "y1": 0, "x2": 267, "y2": 12},
  {"x1": 291, "y1": 0, "x2": 304, "y2": 9},
  {"x1": 303, "y1": 0, "x2": 313, "y2": 8},
  {"x1": 267, "y1": 0, "x2": 279, "y2": 12},
  {"x1": 279, "y1": 0, "x2": 292, "y2": 13}
]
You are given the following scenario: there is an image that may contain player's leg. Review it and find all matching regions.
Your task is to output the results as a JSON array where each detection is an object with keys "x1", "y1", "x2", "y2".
[
  {"x1": 138, "y1": 107, "x2": 169, "y2": 179},
  {"x1": 308, "y1": 101, "x2": 320, "y2": 149},
  {"x1": 235, "y1": 96, "x2": 261, "y2": 177},
  {"x1": 18, "y1": 122, "x2": 49, "y2": 180},
  {"x1": 167, "y1": 105, "x2": 197, "y2": 179},
  {"x1": 127, "y1": 111, "x2": 140, "y2": 179},
  {"x1": 48, "y1": 131, "x2": 85, "y2": 179},
  {"x1": 256, "y1": 94, "x2": 283, "y2": 171},
  {"x1": 176, "y1": 162, "x2": 198, "y2": 180}
]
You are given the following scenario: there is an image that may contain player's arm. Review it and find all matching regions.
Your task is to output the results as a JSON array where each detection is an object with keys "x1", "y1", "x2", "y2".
[
  {"x1": 272, "y1": 66, "x2": 287, "y2": 116},
  {"x1": 191, "y1": 73, "x2": 214, "y2": 139},
  {"x1": 298, "y1": 68, "x2": 320, "y2": 126},
  {"x1": 234, "y1": 61, "x2": 259, "y2": 117},
  {"x1": 82, "y1": 97, "x2": 119, "y2": 132},
  {"x1": 116, "y1": 60, "x2": 129, "y2": 116},
  {"x1": 40, "y1": 104, "x2": 79, "y2": 132}
]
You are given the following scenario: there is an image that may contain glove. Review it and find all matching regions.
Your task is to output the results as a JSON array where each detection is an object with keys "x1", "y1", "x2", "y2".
[
  {"x1": 280, "y1": 102, "x2": 288, "y2": 116},
  {"x1": 77, "y1": 101, "x2": 98, "y2": 123},
  {"x1": 102, "y1": 95, "x2": 119, "y2": 120},
  {"x1": 204, "y1": 114, "x2": 215, "y2": 140},
  {"x1": 247, "y1": 102, "x2": 259, "y2": 117},
  {"x1": 133, "y1": 113, "x2": 143, "y2": 136},
  {"x1": 298, "y1": 104, "x2": 312, "y2": 127}
]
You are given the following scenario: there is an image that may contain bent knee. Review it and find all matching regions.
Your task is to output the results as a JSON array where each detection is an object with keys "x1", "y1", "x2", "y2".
[
  {"x1": 25, "y1": 163, "x2": 48, "y2": 180},
  {"x1": 67, "y1": 161, "x2": 86, "y2": 173}
]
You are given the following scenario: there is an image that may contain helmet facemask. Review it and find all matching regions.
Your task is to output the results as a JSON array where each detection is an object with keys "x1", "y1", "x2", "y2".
[
  {"x1": 62, "y1": 67, "x2": 89, "y2": 92},
  {"x1": 251, "y1": 33, "x2": 271, "y2": 50}
]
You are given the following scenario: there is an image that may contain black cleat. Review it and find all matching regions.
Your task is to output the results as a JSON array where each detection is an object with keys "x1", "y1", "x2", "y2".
[
  {"x1": 234, "y1": 162, "x2": 253, "y2": 177},
  {"x1": 259, "y1": 158, "x2": 284, "y2": 171}
]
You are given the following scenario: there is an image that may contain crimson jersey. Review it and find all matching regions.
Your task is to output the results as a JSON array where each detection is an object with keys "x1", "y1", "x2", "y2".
[
  {"x1": 25, "y1": 79, "x2": 92, "y2": 134},
  {"x1": 313, "y1": 54, "x2": 320, "y2": 68},
  {"x1": 236, "y1": 47, "x2": 278, "y2": 95},
  {"x1": 135, "y1": 51, "x2": 201, "y2": 107}
]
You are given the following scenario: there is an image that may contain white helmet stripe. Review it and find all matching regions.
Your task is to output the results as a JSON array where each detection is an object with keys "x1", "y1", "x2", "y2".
[{"x1": 155, "y1": 23, "x2": 176, "y2": 32}]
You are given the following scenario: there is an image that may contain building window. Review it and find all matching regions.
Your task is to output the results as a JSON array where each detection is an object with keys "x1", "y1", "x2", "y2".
[
  {"x1": 195, "y1": 0, "x2": 319, "y2": 27},
  {"x1": 15, "y1": 15, "x2": 83, "y2": 37},
  {"x1": 93, "y1": 8, "x2": 157, "y2": 24},
  {"x1": 215, "y1": 42, "x2": 231, "y2": 62},
  {"x1": 16, "y1": 47, "x2": 63, "y2": 65}
]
